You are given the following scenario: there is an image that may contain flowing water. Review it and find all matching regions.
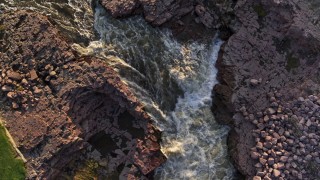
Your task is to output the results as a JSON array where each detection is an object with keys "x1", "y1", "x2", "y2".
[
  {"x1": 0, "y1": 0, "x2": 94, "y2": 44},
  {"x1": 1, "y1": 0, "x2": 235, "y2": 179}
]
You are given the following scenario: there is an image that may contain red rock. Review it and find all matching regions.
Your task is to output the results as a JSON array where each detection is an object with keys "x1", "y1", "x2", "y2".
[
  {"x1": 30, "y1": 70, "x2": 38, "y2": 81},
  {"x1": 0, "y1": 10, "x2": 166, "y2": 179},
  {"x1": 7, "y1": 71, "x2": 22, "y2": 81}
]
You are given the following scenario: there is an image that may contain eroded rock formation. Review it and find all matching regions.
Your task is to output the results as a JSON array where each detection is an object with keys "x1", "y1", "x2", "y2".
[
  {"x1": 213, "y1": 0, "x2": 320, "y2": 179},
  {"x1": 98, "y1": 0, "x2": 235, "y2": 40},
  {"x1": 0, "y1": 10, "x2": 165, "y2": 179}
]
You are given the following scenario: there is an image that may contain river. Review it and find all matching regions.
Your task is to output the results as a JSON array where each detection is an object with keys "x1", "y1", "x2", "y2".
[{"x1": 0, "y1": 0, "x2": 235, "y2": 179}]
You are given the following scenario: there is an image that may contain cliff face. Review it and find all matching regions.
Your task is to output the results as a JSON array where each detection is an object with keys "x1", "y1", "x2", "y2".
[
  {"x1": 0, "y1": 10, "x2": 165, "y2": 179},
  {"x1": 98, "y1": 0, "x2": 320, "y2": 179},
  {"x1": 98, "y1": 0, "x2": 235, "y2": 40},
  {"x1": 213, "y1": 0, "x2": 320, "y2": 179}
]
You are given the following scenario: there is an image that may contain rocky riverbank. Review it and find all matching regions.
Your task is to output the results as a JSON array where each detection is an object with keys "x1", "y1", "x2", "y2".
[
  {"x1": 0, "y1": 10, "x2": 165, "y2": 179},
  {"x1": 1, "y1": 0, "x2": 319, "y2": 179},
  {"x1": 98, "y1": 0, "x2": 235, "y2": 40},
  {"x1": 101, "y1": 0, "x2": 320, "y2": 179},
  {"x1": 213, "y1": 0, "x2": 320, "y2": 179}
]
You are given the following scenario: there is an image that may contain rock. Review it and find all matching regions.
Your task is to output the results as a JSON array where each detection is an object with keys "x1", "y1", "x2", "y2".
[
  {"x1": 280, "y1": 156, "x2": 288, "y2": 162},
  {"x1": 268, "y1": 158, "x2": 275, "y2": 165},
  {"x1": 255, "y1": 163, "x2": 263, "y2": 168},
  {"x1": 257, "y1": 142, "x2": 263, "y2": 149},
  {"x1": 273, "y1": 132, "x2": 280, "y2": 139},
  {"x1": 259, "y1": 158, "x2": 267, "y2": 165},
  {"x1": 277, "y1": 163, "x2": 285, "y2": 170},
  {"x1": 267, "y1": 108, "x2": 276, "y2": 115},
  {"x1": 30, "y1": 70, "x2": 38, "y2": 81},
  {"x1": 305, "y1": 154, "x2": 312, "y2": 161},
  {"x1": 306, "y1": 120, "x2": 312, "y2": 127},
  {"x1": 251, "y1": 151, "x2": 260, "y2": 159},
  {"x1": 33, "y1": 87, "x2": 42, "y2": 95},
  {"x1": 298, "y1": 97, "x2": 305, "y2": 102},
  {"x1": 8, "y1": 71, "x2": 22, "y2": 81},
  {"x1": 98, "y1": 158, "x2": 108, "y2": 167},
  {"x1": 12, "y1": 102, "x2": 19, "y2": 109},
  {"x1": 100, "y1": 0, "x2": 139, "y2": 18},
  {"x1": 49, "y1": 71, "x2": 57, "y2": 76},
  {"x1": 1, "y1": 85, "x2": 12, "y2": 92},
  {"x1": 0, "y1": 10, "x2": 166, "y2": 179},
  {"x1": 250, "y1": 79, "x2": 260, "y2": 86},
  {"x1": 273, "y1": 169, "x2": 281, "y2": 177},
  {"x1": 265, "y1": 136, "x2": 272, "y2": 141},
  {"x1": 21, "y1": 78, "x2": 28, "y2": 85},
  {"x1": 7, "y1": 92, "x2": 16, "y2": 99},
  {"x1": 291, "y1": 162, "x2": 297, "y2": 168},
  {"x1": 264, "y1": 142, "x2": 273, "y2": 149},
  {"x1": 256, "y1": 171, "x2": 266, "y2": 177},
  {"x1": 195, "y1": 5, "x2": 214, "y2": 28},
  {"x1": 253, "y1": 176, "x2": 262, "y2": 180}
]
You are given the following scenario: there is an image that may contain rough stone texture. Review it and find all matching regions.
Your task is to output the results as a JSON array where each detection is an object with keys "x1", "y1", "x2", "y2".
[
  {"x1": 213, "y1": 0, "x2": 320, "y2": 179},
  {"x1": 98, "y1": 0, "x2": 236, "y2": 40},
  {"x1": 0, "y1": 10, "x2": 165, "y2": 179}
]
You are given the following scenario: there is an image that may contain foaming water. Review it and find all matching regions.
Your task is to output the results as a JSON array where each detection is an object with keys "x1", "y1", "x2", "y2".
[
  {"x1": 1, "y1": 0, "x2": 236, "y2": 178},
  {"x1": 154, "y1": 40, "x2": 234, "y2": 180},
  {"x1": 90, "y1": 4, "x2": 235, "y2": 179}
]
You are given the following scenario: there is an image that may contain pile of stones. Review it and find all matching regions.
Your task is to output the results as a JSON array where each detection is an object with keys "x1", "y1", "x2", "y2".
[
  {"x1": 0, "y1": 64, "x2": 60, "y2": 110},
  {"x1": 240, "y1": 93, "x2": 320, "y2": 180}
]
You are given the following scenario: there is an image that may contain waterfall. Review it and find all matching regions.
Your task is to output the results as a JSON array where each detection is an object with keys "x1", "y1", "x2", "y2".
[{"x1": 92, "y1": 4, "x2": 235, "y2": 179}]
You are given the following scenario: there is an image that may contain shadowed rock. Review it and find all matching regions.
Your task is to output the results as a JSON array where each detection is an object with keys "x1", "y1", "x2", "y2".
[
  {"x1": 0, "y1": 10, "x2": 165, "y2": 179},
  {"x1": 213, "y1": 0, "x2": 320, "y2": 179}
]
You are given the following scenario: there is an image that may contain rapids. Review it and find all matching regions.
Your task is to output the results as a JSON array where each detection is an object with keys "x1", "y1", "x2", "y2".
[
  {"x1": 91, "y1": 4, "x2": 235, "y2": 179},
  {"x1": 0, "y1": 0, "x2": 236, "y2": 179}
]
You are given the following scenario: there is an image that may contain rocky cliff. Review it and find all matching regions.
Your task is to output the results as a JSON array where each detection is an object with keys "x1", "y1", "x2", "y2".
[
  {"x1": 98, "y1": 0, "x2": 235, "y2": 40},
  {"x1": 0, "y1": 10, "x2": 165, "y2": 179},
  {"x1": 99, "y1": 0, "x2": 320, "y2": 179},
  {"x1": 213, "y1": 0, "x2": 320, "y2": 179}
]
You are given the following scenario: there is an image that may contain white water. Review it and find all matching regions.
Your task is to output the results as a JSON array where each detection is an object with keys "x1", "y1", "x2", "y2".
[
  {"x1": 155, "y1": 40, "x2": 234, "y2": 180},
  {"x1": 1, "y1": 0, "x2": 235, "y2": 179},
  {"x1": 90, "y1": 4, "x2": 235, "y2": 180}
]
